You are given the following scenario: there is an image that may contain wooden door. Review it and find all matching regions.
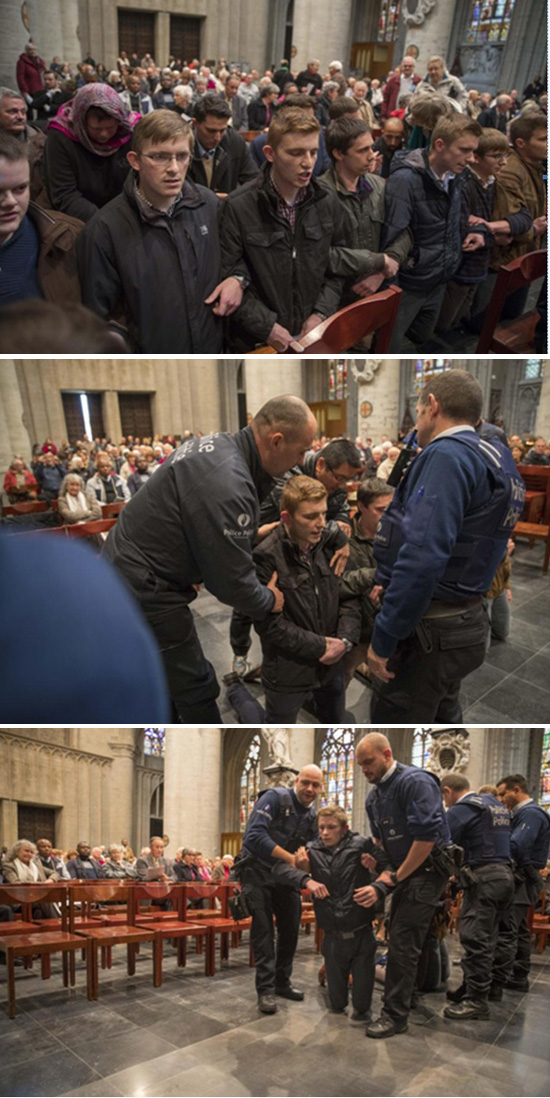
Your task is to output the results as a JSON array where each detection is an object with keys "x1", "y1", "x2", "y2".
[
  {"x1": 17, "y1": 804, "x2": 56, "y2": 844},
  {"x1": 118, "y1": 10, "x2": 156, "y2": 60},
  {"x1": 170, "y1": 15, "x2": 202, "y2": 63},
  {"x1": 308, "y1": 401, "x2": 347, "y2": 438},
  {"x1": 118, "y1": 393, "x2": 153, "y2": 440},
  {"x1": 351, "y1": 41, "x2": 394, "y2": 79}
]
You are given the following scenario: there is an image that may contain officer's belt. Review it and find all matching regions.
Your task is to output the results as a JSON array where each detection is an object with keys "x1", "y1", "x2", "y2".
[
  {"x1": 332, "y1": 923, "x2": 373, "y2": 940},
  {"x1": 423, "y1": 596, "x2": 483, "y2": 620},
  {"x1": 469, "y1": 861, "x2": 513, "y2": 873}
]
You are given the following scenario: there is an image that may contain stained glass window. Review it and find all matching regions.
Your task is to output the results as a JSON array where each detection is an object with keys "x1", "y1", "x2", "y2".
[
  {"x1": 240, "y1": 734, "x2": 262, "y2": 831},
  {"x1": 524, "y1": 359, "x2": 542, "y2": 381},
  {"x1": 540, "y1": 728, "x2": 550, "y2": 810},
  {"x1": 378, "y1": 0, "x2": 401, "y2": 42},
  {"x1": 413, "y1": 359, "x2": 453, "y2": 394},
  {"x1": 466, "y1": 0, "x2": 516, "y2": 44},
  {"x1": 328, "y1": 359, "x2": 348, "y2": 401},
  {"x1": 320, "y1": 728, "x2": 356, "y2": 820},
  {"x1": 412, "y1": 728, "x2": 433, "y2": 769},
  {"x1": 144, "y1": 728, "x2": 165, "y2": 756}
]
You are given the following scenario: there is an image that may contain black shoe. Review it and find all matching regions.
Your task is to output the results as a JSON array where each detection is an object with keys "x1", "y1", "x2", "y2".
[
  {"x1": 488, "y1": 984, "x2": 503, "y2": 1001},
  {"x1": 243, "y1": 663, "x2": 262, "y2": 682},
  {"x1": 258, "y1": 994, "x2": 278, "y2": 1014},
  {"x1": 444, "y1": 999, "x2": 490, "y2": 1020},
  {"x1": 350, "y1": 1010, "x2": 371, "y2": 1026},
  {"x1": 446, "y1": 982, "x2": 467, "y2": 1004},
  {"x1": 276, "y1": 985, "x2": 304, "y2": 1001},
  {"x1": 223, "y1": 671, "x2": 243, "y2": 688},
  {"x1": 506, "y1": 977, "x2": 530, "y2": 992},
  {"x1": 366, "y1": 1016, "x2": 408, "y2": 1039}
]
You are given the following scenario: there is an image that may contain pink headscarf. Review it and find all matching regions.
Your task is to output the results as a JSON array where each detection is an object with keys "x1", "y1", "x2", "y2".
[{"x1": 48, "y1": 82, "x2": 137, "y2": 156}]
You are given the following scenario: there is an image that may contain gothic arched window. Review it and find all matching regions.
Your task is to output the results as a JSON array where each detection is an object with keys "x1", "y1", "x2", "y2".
[
  {"x1": 240, "y1": 734, "x2": 262, "y2": 831},
  {"x1": 144, "y1": 728, "x2": 165, "y2": 756},
  {"x1": 466, "y1": 0, "x2": 516, "y2": 44},
  {"x1": 320, "y1": 728, "x2": 356, "y2": 819},
  {"x1": 412, "y1": 728, "x2": 433, "y2": 769}
]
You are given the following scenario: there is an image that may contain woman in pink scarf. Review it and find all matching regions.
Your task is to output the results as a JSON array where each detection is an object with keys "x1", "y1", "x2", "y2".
[{"x1": 43, "y1": 83, "x2": 138, "y2": 222}]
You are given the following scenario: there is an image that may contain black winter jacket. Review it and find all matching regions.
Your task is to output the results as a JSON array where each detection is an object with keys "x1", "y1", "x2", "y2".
[
  {"x1": 220, "y1": 164, "x2": 347, "y2": 346},
  {"x1": 382, "y1": 148, "x2": 470, "y2": 292},
  {"x1": 252, "y1": 524, "x2": 361, "y2": 693},
  {"x1": 103, "y1": 425, "x2": 276, "y2": 620},
  {"x1": 187, "y1": 127, "x2": 258, "y2": 193},
  {"x1": 43, "y1": 127, "x2": 131, "y2": 222},
  {"x1": 276, "y1": 832, "x2": 389, "y2": 933},
  {"x1": 259, "y1": 449, "x2": 351, "y2": 527},
  {"x1": 77, "y1": 173, "x2": 223, "y2": 352}
]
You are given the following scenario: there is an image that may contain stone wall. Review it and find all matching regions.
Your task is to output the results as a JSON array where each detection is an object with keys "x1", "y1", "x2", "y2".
[
  {"x1": 536, "y1": 362, "x2": 550, "y2": 439},
  {"x1": 403, "y1": 0, "x2": 458, "y2": 68},
  {"x1": 291, "y1": 0, "x2": 354, "y2": 77},
  {"x1": 0, "y1": 0, "x2": 81, "y2": 88},
  {"x1": 355, "y1": 359, "x2": 401, "y2": 443},
  {"x1": 243, "y1": 359, "x2": 305, "y2": 415}
]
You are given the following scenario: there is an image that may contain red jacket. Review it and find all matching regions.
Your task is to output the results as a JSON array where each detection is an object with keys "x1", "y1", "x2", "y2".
[
  {"x1": 382, "y1": 71, "x2": 421, "y2": 119},
  {"x1": 16, "y1": 52, "x2": 46, "y2": 97}
]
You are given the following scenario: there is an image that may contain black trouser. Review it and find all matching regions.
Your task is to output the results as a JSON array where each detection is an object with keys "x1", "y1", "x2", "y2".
[
  {"x1": 265, "y1": 671, "x2": 345, "y2": 724},
  {"x1": 493, "y1": 872, "x2": 542, "y2": 984},
  {"x1": 146, "y1": 600, "x2": 222, "y2": 723},
  {"x1": 459, "y1": 864, "x2": 515, "y2": 999},
  {"x1": 243, "y1": 876, "x2": 302, "y2": 996},
  {"x1": 370, "y1": 601, "x2": 488, "y2": 724},
  {"x1": 382, "y1": 870, "x2": 448, "y2": 1026},
  {"x1": 230, "y1": 609, "x2": 253, "y2": 657},
  {"x1": 322, "y1": 927, "x2": 377, "y2": 1013}
]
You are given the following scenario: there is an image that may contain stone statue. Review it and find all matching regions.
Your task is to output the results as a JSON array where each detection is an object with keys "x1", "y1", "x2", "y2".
[
  {"x1": 403, "y1": 0, "x2": 437, "y2": 26},
  {"x1": 349, "y1": 358, "x2": 382, "y2": 384},
  {"x1": 261, "y1": 728, "x2": 293, "y2": 769}
]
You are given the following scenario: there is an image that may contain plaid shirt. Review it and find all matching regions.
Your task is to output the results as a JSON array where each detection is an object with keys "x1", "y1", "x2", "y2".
[{"x1": 268, "y1": 169, "x2": 308, "y2": 232}]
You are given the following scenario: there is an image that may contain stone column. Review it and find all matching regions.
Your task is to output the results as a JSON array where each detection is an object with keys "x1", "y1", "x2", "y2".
[
  {"x1": 108, "y1": 733, "x2": 138, "y2": 846},
  {"x1": 0, "y1": 361, "x2": 31, "y2": 467},
  {"x1": 292, "y1": 0, "x2": 354, "y2": 76},
  {"x1": 164, "y1": 729, "x2": 222, "y2": 854},
  {"x1": 356, "y1": 359, "x2": 401, "y2": 442},
  {"x1": 288, "y1": 729, "x2": 316, "y2": 773},
  {"x1": 535, "y1": 363, "x2": 550, "y2": 439},
  {"x1": 102, "y1": 389, "x2": 122, "y2": 442},
  {"x1": 403, "y1": 0, "x2": 458, "y2": 68},
  {"x1": 27, "y1": 0, "x2": 63, "y2": 75},
  {"x1": 0, "y1": 799, "x2": 18, "y2": 848},
  {"x1": 60, "y1": 0, "x2": 81, "y2": 68},
  {"x1": 156, "y1": 11, "x2": 170, "y2": 71}
]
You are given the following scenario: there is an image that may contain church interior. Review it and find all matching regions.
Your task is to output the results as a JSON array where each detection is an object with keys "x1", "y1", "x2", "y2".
[{"x1": 0, "y1": 726, "x2": 549, "y2": 1098}]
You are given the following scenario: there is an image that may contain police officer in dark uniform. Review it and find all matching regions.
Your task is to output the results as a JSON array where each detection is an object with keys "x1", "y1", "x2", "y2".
[
  {"x1": 441, "y1": 772, "x2": 514, "y2": 1020},
  {"x1": 366, "y1": 370, "x2": 525, "y2": 723},
  {"x1": 355, "y1": 733, "x2": 451, "y2": 1038},
  {"x1": 239, "y1": 764, "x2": 328, "y2": 1013},
  {"x1": 493, "y1": 773, "x2": 550, "y2": 993}
]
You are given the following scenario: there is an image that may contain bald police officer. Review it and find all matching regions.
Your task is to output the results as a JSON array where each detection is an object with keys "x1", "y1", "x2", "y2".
[
  {"x1": 355, "y1": 733, "x2": 450, "y2": 1038},
  {"x1": 441, "y1": 772, "x2": 514, "y2": 1020},
  {"x1": 240, "y1": 765, "x2": 328, "y2": 1014}
]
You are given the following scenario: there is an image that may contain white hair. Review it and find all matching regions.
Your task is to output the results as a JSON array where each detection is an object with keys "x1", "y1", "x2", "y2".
[{"x1": 329, "y1": 61, "x2": 343, "y2": 71}]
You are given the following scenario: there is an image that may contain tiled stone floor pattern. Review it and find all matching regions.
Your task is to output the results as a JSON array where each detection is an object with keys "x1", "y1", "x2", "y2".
[
  {"x1": 191, "y1": 540, "x2": 550, "y2": 724},
  {"x1": 0, "y1": 928, "x2": 549, "y2": 1097}
]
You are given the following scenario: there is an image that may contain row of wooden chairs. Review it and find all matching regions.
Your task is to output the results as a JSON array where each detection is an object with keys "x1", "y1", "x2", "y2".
[
  {"x1": 2, "y1": 499, "x2": 126, "y2": 518},
  {"x1": 514, "y1": 464, "x2": 550, "y2": 575}
]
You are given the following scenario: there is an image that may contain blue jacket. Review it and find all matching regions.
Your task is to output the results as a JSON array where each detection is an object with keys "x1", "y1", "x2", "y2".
[
  {"x1": 382, "y1": 148, "x2": 469, "y2": 292},
  {"x1": 510, "y1": 801, "x2": 550, "y2": 869},
  {"x1": 446, "y1": 793, "x2": 511, "y2": 866},
  {"x1": 366, "y1": 763, "x2": 451, "y2": 868},
  {"x1": 242, "y1": 787, "x2": 318, "y2": 868},
  {"x1": 372, "y1": 430, "x2": 526, "y2": 658}
]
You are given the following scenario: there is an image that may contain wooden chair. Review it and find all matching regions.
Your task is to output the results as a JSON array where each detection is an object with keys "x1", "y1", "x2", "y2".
[
  {"x1": 69, "y1": 882, "x2": 156, "y2": 999},
  {"x1": 65, "y1": 517, "x2": 118, "y2": 539},
  {"x1": 476, "y1": 249, "x2": 546, "y2": 353},
  {"x1": 2, "y1": 500, "x2": 46, "y2": 516},
  {"x1": 132, "y1": 883, "x2": 208, "y2": 985},
  {"x1": 250, "y1": 289, "x2": 402, "y2": 354},
  {"x1": 0, "y1": 884, "x2": 93, "y2": 1018},
  {"x1": 101, "y1": 501, "x2": 126, "y2": 517},
  {"x1": 513, "y1": 464, "x2": 550, "y2": 574},
  {"x1": 531, "y1": 891, "x2": 550, "y2": 953},
  {"x1": 181, "y1": 883, "x2": 252, "y2": 975}
]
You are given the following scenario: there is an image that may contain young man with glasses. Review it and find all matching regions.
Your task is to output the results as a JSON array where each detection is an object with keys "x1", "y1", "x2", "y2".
[{"x1": 77, "y1": 110, "x2": 243, "y2": 351}]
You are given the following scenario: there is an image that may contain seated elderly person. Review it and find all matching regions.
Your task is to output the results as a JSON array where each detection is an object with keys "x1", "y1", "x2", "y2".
[
  {"x1": 57, "y1": 472, "x2": 102, "y2": 523},
  {"x1": 103, "y1": 843, "x2": 138, "y2": 878},
  {"x1": 87, "y1": 452, "x2": 130, "y2": 503},
  {"x1": 1, "y1": 839, "x2": 60, "y2": 917},
  {"x1": 3, "y1": 457, "x2": 38, "y2": 503}
]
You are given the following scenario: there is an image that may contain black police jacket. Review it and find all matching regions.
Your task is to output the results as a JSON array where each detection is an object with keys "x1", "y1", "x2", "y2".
[
  {"x1": 302, "y1": 832, "x2": 389, "y2": 933},
  {"x1": 252, "y1": 524, "x2": 362, "y2": 693}
]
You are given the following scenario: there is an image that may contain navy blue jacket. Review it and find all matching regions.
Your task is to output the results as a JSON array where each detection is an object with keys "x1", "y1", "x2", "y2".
[
  {"x1": 446, "y1": 793, "x2": 511, "y2": 866},
  {"x1": 242, "y1": 787, "x2": 318, "y2": 868},
  {"x1": 372, "y1": 429, "x2": 526, "y2": 658},
  {"x1": 382, "y1": 148, "x2": 469, "y2": 292},
  {"x1": 366, "y1": 763, "x2": 451, "y2": 868},
  {"x1": 511, "y1": 801, "x2": 550, "y2": 869}
]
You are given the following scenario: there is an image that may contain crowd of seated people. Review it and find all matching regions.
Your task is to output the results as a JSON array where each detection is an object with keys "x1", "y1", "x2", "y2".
[{"x1": 0, "y1": 41, "x2": 545, "y2": 352}]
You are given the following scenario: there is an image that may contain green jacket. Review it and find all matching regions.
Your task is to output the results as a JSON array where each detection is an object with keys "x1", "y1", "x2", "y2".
[
  {"x1": 319, "y1": 165, "x2": 412, "y2": 291},
  {"x1": 339, "y1": 515, "x2": 378, "y2": 643}
]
